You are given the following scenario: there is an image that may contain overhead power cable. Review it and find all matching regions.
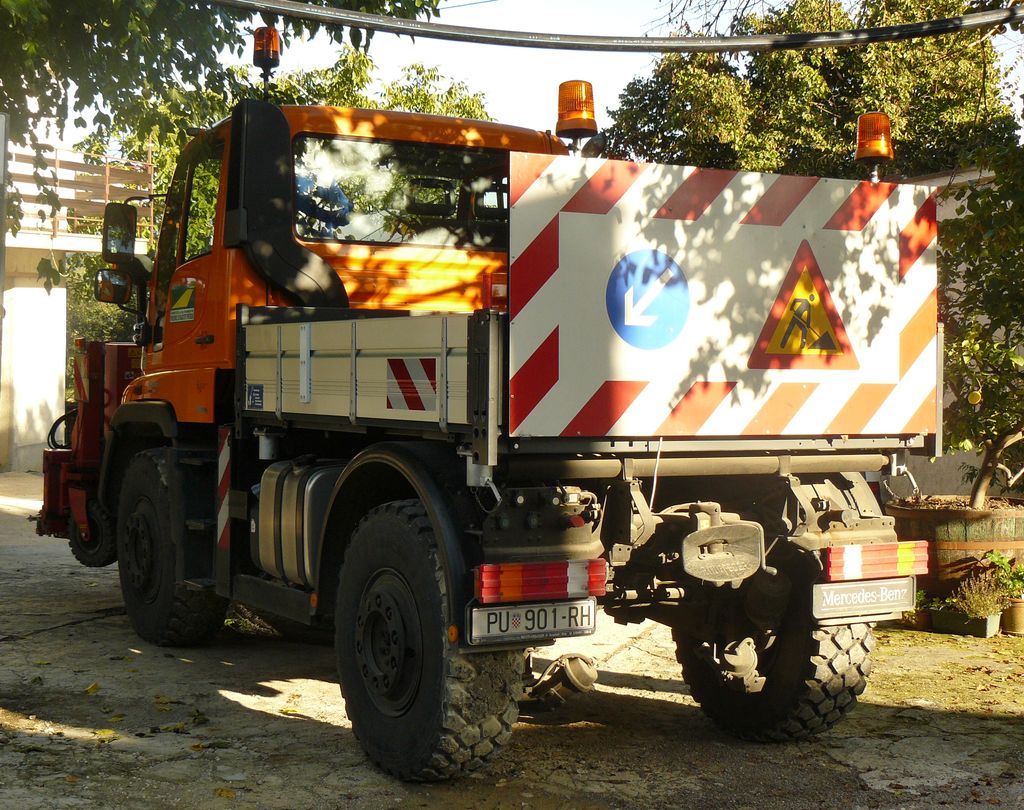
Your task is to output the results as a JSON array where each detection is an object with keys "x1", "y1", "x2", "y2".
[{"x1": 209, "y1": 0, "x2": 1024, "y2": 53}]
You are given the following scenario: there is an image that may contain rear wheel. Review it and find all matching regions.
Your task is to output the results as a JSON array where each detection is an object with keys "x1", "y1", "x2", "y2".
[
  {"x1": 116, "y1": 451, "x2": 226, "y2": 646},
  {"x1": 675, "y1": 619, "x2": 874, "y2": 742},
  {"x1": 335, "y1": 499, "x2": 522, "y2": 781}
]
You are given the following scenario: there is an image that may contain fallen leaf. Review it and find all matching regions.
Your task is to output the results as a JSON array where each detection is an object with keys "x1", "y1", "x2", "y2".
[
  {"x1": 93, "y1": 729, "x2": 118, "y2": 737},
  {"x1": 190, "y1": 743, "x2": 207, "y2": 752},
  {"x1": 64, "y1": 775, "x2": 80, "y2": 784},
  {"x1": 159, "y1": 723, "x2": 188, "y2": 734},
  {"x1": 278, "y1": 708, "x2": 301, "y2": 716},
  {"x1": 109, "y1": 714, "x2": 126, "y2": 723},
  {"x1": 32, "y1": 661, "x2": 50, "y2": 666},
  {"x1": 190, "y1": 709, "x2": 209, "y2": 726},
  {"x1": 85, "y1": 682, "x2": 100, "y2": 695},
  {"x1": 214, "y1": 788, "x2": 236, "y2": 799},
  {"x1": 153, "y1": 694, "x2": 182, "y2": 705}
]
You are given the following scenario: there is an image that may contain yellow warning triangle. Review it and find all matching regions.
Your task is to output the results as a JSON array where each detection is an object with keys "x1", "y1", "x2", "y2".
[
  {"x1": 748, "y1": 241, "x2": 858, "y2": 370},
  {"x1": 764, "y1": 269, "x2": 841, "y2": 355}
]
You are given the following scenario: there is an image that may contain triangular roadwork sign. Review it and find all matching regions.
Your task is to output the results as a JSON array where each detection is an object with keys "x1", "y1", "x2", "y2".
[{"x1": 748, "y1": 240, "x2": 859, "y2": 370}]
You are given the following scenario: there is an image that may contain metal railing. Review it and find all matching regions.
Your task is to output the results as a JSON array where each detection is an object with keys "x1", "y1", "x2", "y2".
[{"x1": 8, "y1": 143, "x2": 155, "y2": 243}]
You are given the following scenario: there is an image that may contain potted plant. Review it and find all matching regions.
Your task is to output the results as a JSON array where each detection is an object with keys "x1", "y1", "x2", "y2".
[
  {"x1": 984, "y1": 551, "x2": 1024, "y2": 636},
  {"x1": 887, "y1": 143, "x2": 1024, "y2": 592},
  {"x1": 927, "y1": 569, "x2": 1008, "y2": 638}
]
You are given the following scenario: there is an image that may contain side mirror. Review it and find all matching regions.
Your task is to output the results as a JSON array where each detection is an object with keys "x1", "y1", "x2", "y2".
[
  {"x1": 94, "y1": 268, "x2": 134, "y2": 306},
  {"x1": 102, "y1": 202, "x2": 138, "y2": 263}
]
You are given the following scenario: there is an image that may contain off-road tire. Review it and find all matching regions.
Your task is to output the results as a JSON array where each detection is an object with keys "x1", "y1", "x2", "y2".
[
  {"x1": 336, "y1": 499, "x2": 523, "y2": 781},
  {"x1": 675, "y1": 621, "x2": 874, "y2": 742},
  {"x1": 116, "y1": 451, "x2": 227, "y2": 646},
  {"x1": 68, "y1": 500, "x2": 117, "y2": 567}
]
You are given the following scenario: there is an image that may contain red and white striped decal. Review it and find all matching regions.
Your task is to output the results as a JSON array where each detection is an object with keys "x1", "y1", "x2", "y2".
[
  {"x1": 826, "y1": 541, "x2": 929, "y2": 582},
  {"x1": 386, "y1": 358, "x2": 437, "y2": 412},
  {"x1": 216, "y1": 427, "x2": 231, "y2": 552},
  {"x1": 507, "y1": 152, "x2": 938, "y2": 440}
]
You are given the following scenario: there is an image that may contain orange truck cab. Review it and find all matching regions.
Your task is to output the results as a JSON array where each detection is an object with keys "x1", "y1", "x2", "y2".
[{"x1": 125, "y1": 101, "x2": 566, "y2": 428}]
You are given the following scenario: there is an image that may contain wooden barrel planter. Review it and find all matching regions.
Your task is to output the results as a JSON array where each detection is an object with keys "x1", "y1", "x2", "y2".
[{"x1": 885, "y1": 502, "x2": 1024, "y2": 596}]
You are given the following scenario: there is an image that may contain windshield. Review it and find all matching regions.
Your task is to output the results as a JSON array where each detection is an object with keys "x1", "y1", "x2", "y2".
[{"x1": 293, "y1": 135, "x2": 509, "y2": 251}]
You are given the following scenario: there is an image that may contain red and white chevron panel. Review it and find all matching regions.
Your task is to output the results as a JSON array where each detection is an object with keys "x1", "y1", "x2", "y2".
[
  {"x1": 507, "y1": 153, "x2": 938, "y2": 440},
  {"x1": 217, "y1": 427, "x2": 231, "y2": 552},
  {"x1": 386, "y1": 358, "x2": 438, "y2": 412}
]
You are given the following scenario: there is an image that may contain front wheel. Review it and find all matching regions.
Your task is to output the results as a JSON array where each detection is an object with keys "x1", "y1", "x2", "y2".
[
  {"x1": 116, "y1": 451, "x2": 226, "y2": 646},
  {"x1": 335, "y1": 500, "x2": 522, "y2": 781},
  {"x1": 68, "y1": 500, "x2": 117, "y2": 568},
  {"x1": 675, "y1": 621, "x2": 875, "y2": 742}
]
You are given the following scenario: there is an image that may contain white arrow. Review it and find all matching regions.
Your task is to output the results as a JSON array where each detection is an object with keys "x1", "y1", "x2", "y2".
[{"x1": 623, "y1": 267, "x2": 674, "y2": 327}]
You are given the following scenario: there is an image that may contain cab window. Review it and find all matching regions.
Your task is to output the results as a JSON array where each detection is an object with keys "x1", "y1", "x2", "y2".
[
  {"x1": 152, "y1": 139, "x2": 223, "y2": 347},
  {"x1": 293, "y1": 135, "x2": 508, "y2": 251},
  {"x1": 182, "y1": 150, "x2": 223, "y2": 262}
]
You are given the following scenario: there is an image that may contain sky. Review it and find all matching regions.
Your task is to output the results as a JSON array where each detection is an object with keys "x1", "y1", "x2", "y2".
[{"x1": 274, "y1": 0, "x2": 677, "y2": 132}]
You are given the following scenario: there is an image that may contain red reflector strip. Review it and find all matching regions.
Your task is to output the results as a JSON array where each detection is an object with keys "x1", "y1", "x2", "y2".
[
  {"x1": 475, "y1": 559, "x2": 608, "y2": 604},
  {"x1": 826, "y1": 541, "x2": 928, "y2": 582}
]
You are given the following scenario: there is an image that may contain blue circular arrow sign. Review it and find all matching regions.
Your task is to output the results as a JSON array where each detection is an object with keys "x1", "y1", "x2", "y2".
[{"x1": 606, "y1": 249, "x2": 690, "y2": 349}]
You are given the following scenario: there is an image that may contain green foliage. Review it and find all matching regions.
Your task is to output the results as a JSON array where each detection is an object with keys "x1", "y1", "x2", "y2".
[
  {"x1": 984, "y1": 551, "x2": 1024, "y2": 599},
  {"x1": 939, "y1": 143, "x2": 1024, "y2": 507},
  {"x1": 606, "y1": 0, "x2": 1016, "y2": 178},
  {"x1": 380, "y1": 64, "x2": 491, "y2": 120}
]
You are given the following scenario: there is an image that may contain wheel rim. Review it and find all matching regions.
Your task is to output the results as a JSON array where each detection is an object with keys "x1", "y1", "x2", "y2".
[
  {"x1": 354, "y1": 569, "x2": 422, "y2": 717},
  {"x1": 124, "y1": 499, "x2": 160, "y2": 603}
]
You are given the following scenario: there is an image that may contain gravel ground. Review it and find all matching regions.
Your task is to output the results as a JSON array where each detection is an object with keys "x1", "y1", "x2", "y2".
[{"x1": 2, "y1": 472, "x2": 1023, "y2": 809}]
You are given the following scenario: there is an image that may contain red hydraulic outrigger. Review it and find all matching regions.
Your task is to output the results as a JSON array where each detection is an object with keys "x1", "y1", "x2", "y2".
[{"x1": 36, "y1": 340, "x2": 140, "y2": 566}]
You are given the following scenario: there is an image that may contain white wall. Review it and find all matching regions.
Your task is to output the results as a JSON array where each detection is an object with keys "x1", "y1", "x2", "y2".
[{"x1": 0, "y1": 250, "x2": 68, "y2": 472}]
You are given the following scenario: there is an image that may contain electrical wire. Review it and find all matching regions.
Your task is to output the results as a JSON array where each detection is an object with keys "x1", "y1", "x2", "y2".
[{"x1": 209, "y1": 0, "x2": 1024, "y2": 53}]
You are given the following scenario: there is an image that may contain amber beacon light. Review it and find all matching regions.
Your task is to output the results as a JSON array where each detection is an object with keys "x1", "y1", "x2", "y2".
[
  {"x1": 253, "y1": 26, "x2": 281, "y2": 71},
  {"x1": 855, "y1": 112, "x2": 895, "y2": 163},
  {"x1": 556, "y1": 80, "x2": 598, "y2": 141}
]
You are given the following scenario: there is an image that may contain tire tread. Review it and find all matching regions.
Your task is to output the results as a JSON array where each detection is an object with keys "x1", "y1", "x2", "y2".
[
  {"x1": 676, "y1": 622, "x2": 874, "y2": 743},
  {"x1": 340, "y1": 500, "x2": 522, "y2": 781}
]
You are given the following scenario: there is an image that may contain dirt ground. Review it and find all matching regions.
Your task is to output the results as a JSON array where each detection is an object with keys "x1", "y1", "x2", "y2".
[{"x1": 2, "y1": 471, "x2": 1023, "y2": 810}]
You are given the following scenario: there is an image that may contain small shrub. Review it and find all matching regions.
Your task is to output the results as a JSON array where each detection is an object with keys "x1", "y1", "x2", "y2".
[{"x1": 949, "y1": 569, "x2": 1010, "y2": 618}]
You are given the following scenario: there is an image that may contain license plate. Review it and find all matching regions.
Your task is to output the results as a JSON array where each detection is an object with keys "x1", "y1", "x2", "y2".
[
  {"x1": 812, "y1": 576, "x2": 915, "y2": 620},
  {"x1": 468, "y1": 598, "x2": 597, "y2": 645}
]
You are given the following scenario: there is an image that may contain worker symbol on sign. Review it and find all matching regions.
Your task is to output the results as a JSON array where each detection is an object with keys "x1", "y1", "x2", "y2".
[
  {"x1": 748, "y1": 240, "x2": 858, "y2": 370},
  {"x1": 779, "y1": 293, "x2": 838, "y2": 351}
]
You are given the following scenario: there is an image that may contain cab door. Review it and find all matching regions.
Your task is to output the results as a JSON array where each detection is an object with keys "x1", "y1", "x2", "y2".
[{"x1": 149, "y1": 140, "x2": 225, "y2": 370}]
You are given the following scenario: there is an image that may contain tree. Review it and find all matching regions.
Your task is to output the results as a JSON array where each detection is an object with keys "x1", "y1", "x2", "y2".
[
  {"x1": 0, "y1": 0, "x2": 441, "y2": 235},
  {"x1": 380, "y1": 64, "x2": 490, "y2": 120},
  {"x1": 939, "y1": 145, "x2": 1024, "y2": 507},
  {"x1": 607, "y1": 0, "x2": 1017, "y2": 179}
]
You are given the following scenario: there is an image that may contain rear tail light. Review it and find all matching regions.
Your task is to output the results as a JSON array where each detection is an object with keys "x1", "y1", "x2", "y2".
[
  {"x1": 826, "y1": 541, "x2": 928, "y2": 582},
  {"x1": 475, "y1": 559, "x2": 607, "y2": 604}
]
